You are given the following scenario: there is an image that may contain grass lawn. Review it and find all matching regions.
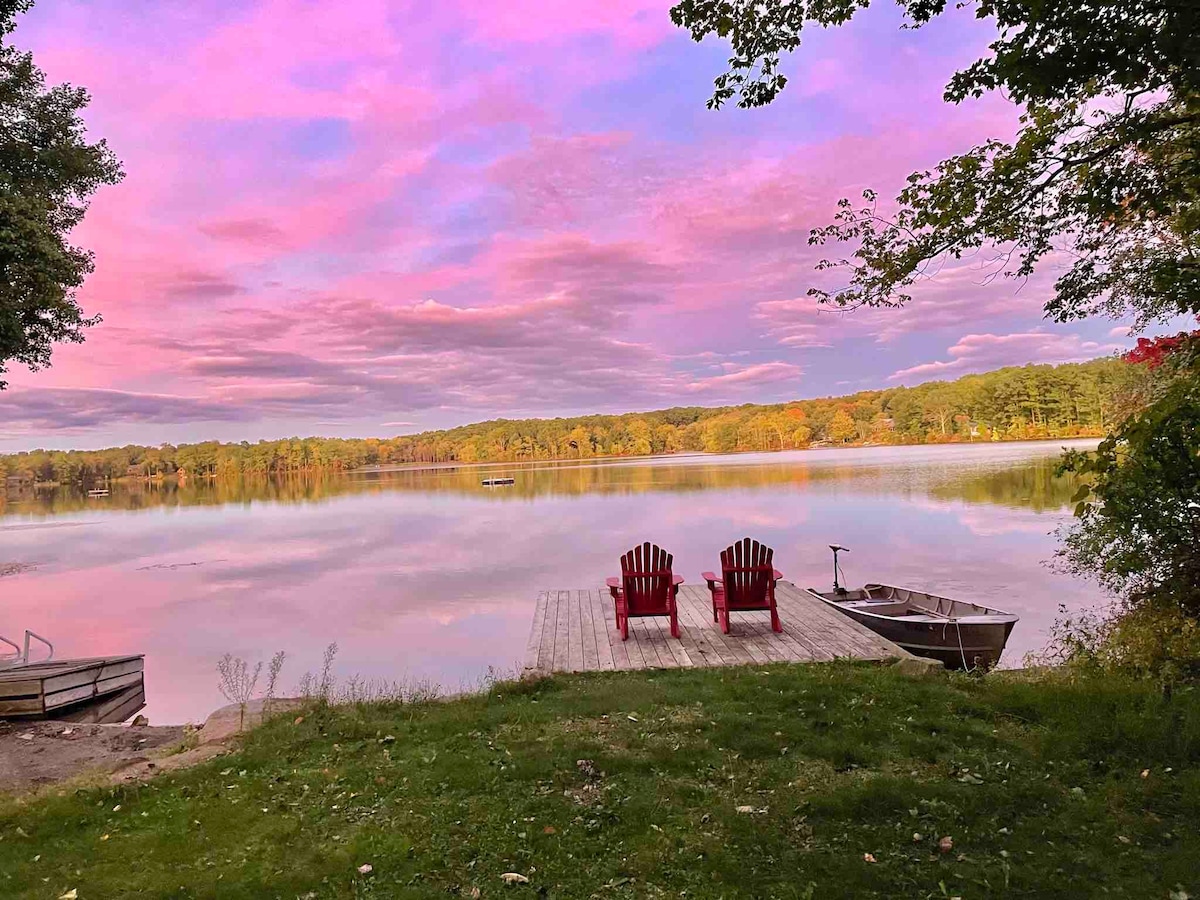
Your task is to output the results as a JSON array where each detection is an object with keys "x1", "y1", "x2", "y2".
[{"x1": 1, "y1": 662, "x2": 1198, "y2": 899}]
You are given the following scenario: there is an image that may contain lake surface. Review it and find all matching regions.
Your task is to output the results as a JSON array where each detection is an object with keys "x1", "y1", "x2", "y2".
[{"x1": 2, "y1": 440, "x2": 1104, "y2": 723}]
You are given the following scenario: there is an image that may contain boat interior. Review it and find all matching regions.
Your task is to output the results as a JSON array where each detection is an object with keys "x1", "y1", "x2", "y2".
[{"x1": 810, "y1": 583, "x2": 1017, "y2": 622}]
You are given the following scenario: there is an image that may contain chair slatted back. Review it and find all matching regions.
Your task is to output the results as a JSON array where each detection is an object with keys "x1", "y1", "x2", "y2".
[
  {"x1": 720, "y1": 537, "x2": 775, "y2": 610},
  {"x1": 620, "y1": 542, "x2": 675, "y2": 615}
]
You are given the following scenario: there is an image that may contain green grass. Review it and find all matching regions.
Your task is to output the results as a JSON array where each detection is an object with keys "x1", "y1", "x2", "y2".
[{"x1": 2, "y1": 662, "x2": 1199, "y2": 899}]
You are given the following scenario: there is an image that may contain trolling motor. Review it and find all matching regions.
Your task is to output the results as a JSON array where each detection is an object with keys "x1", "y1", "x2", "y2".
[{"x1": 829, "y1": 544, "x2": 850, "y2": 595}]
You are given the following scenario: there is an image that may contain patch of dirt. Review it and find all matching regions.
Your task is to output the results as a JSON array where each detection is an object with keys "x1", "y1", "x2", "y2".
[
  {"x1": 539, "y1": 715, "x2": 633, "y2": 753},
  {"x1": 0, "y1": 698, "x2": 306, "y2": 797},
  {"x1": 0, "y1": 562, "x2": 37, "y2": 578},
  {"x1": 0, "y1": 719, "x2": 186, "y2": 795},
  {"x1": 564, "y1": 757, "x2": 610, "y2": 807},
  {"x1": 661, "y1": 704, "x2": 707, "y2": 727}
]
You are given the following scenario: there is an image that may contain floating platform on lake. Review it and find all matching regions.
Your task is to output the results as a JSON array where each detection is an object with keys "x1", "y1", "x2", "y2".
[
  {"x1": 481, "y1": 477, "x2": 515, "y2": 486},
  {"x1": 0, "y1": 656, "x2": 145, "y2": 724},
  {"x1": 524, "y1": 582, "x2": 909, "y2": 674}
]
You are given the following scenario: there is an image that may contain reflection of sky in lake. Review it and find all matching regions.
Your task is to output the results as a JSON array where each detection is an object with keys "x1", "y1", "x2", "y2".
[{"x1": 1, "y1": 440, "x2": 1101, "y2": 723}]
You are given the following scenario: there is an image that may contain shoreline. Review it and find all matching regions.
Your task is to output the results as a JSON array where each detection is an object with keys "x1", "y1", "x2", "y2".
[
  {"x1": 355, "y1": 434, "x2": 1102, "y2": 474},
  {"x1": 11, "y1": 434, "x2": 1106, "y2": 489}
]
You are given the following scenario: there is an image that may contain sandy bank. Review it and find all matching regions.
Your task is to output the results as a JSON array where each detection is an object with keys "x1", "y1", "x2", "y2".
[{"x1": 0, "y1": 698, "x2": 303, "y2": 797}]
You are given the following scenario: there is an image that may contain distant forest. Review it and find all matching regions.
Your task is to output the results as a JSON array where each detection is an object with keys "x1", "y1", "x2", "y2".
[{"x1": 2, "y1": 358, "x2": 1140, "y2": 485}]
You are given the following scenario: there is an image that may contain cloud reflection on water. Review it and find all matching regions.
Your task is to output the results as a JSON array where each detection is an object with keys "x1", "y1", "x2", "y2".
[{"x1": 2, "y1": 441, "x2": 1098, "y2": 722}]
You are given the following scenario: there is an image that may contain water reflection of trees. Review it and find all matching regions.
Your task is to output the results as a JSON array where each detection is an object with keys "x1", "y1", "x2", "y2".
[
  {"x1": 928, "y1": 457, "x2": 1080, "y2": 512},
  {"x1": 2, "y1": 455, "x2": 1081, "y2": 517}
]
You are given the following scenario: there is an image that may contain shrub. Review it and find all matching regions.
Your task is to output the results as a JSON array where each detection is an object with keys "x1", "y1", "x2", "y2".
[{"x1": 1037, "y1": 601, "x2": 1200, "y2": 684}]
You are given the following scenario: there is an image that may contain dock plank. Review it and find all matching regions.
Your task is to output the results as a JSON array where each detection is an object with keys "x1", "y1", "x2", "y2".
[
  {"x1": 629, "y1": 617, "x2": 661, "y2": 668},
  {"x1": 56, "y1": 684, "x2": 145, "y2": 724},
  {"x1": 652, "y1": 614, "x2": 689, "y2": 667},
  {"x1": 45, "y1": 671, "x2": 143, "y2": 711},
  {"x1": 578, "y1": 590, "x2": 600, "y2": 671},
  {"x1": 567, "y1": 588, "x2": 584, "y2": 672},
  {"x1": 733, "y1": 624, "x2": 773, "y2": 665},
  {"x1": 0, "y1": 655, "x2": 146, "y2": 722},
  {"x1": 596, "y1": 586, "x2": 631, "y2": 670},
  {"x1": 524, "y1": 591, "x2": 549, "y2": 671},
  {"x1": 527, "y1": 580, "x2": 908, "y2": 678},
  {"x1": 675, "y1": 590, "x2": 733, "y2": 667},
  {"x1": 552, "y1": 590, "x2": 570, "y2": 671},
  {"x1": 671, "y1": 597, "x2": 714, "y2": 668},
  {"x1": 538, "y1": 589, "x2": 556, "y2": 673},
  {"x1": 769, "y1": 619, "x2": 819, "y2": 662},
  {"x1": 587, "y1": 589, "x2": 617, "y2": 671}
]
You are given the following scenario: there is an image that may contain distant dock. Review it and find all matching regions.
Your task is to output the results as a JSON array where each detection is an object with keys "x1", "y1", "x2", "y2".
[{"x1": 524, "y1": 582, "x2": 908, "y2": 674}]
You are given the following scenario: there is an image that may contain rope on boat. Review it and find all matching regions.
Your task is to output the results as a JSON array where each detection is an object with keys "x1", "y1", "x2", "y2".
[
  {"x1": 941, "y1": 618, "x2": 970, "y2": 670},
  {"x1": 913, "y1": 595, "x2": 970, "y2": 670}
]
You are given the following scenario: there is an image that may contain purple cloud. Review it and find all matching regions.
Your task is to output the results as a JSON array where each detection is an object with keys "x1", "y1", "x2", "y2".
[{"x1": 0, "y1": 388, "x2": 250, "y2": 435}]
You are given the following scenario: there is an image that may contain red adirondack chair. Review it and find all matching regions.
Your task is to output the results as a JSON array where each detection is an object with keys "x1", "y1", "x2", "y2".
[
  {"x1": 702, "y1": 537, "x2": 783, "y2": 634},
  {"x1": 605, "y1": 542, "x2": 684, "y2": 641}
]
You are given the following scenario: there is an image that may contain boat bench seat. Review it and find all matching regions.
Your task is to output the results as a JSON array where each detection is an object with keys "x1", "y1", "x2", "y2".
[{"x1": 846, "y1": 601, "x2": 911, "y2": 615}]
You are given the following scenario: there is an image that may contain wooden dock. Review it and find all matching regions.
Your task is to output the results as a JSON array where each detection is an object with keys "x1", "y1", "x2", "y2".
[
  {"x1": 0, "y1": 656, "x2": 145, "y2": 723},
  {"x1": 524, "y1": 582, "x2": 909, "y2": 674}
]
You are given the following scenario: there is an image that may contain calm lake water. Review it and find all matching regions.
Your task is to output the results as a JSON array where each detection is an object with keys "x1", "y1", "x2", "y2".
[{"x1": 2, "y1": 440, "x2": 1103, "y2": 723}]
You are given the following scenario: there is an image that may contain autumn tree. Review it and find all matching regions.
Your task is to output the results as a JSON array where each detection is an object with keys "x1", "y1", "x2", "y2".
[
  {"x1": 784, "y1": 407, "x2": 812, "y2": 447},
  {"x1": 1, "y1": 1, "x2": 123, "y2": 388},
  {"x1": 827, "y1": 409, "x2": 856, "y2": 443},
  {"x1": 626, "y1": 418, "x2": 653, "y2": 456},
  {"x1": 922, "y1": 387, "x2": 961, "y2": 437}
]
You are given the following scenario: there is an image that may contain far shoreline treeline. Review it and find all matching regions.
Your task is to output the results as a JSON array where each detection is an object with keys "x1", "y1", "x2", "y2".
[{"x1": 2, "y1": 358, "x2": 1139, "y2": 486}]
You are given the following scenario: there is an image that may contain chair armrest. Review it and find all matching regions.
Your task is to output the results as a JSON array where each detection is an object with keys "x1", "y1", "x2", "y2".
[
  {"x1": 701, "y1": 571, "x2": 720, "y2": 589},
  {"x1": 773, "y1": 569, "x2": 784, "y2": 581},
  {"x1": 605, "y1": 576, "x2": 622, "y2": 588},
  {"x1": 672, "y1": 574, "x2": 685, "y2": 585}
]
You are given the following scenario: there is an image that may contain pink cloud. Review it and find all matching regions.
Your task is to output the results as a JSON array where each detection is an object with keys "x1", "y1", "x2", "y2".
[
  {"x1": 6, "y1": 0, "x2": 1078, "y2": 447},
  {"x1": 685, "y1": 362, "x2": 804, "y2": 392},
  {"x1": 889, "y1": 332, "x2": 1127, "y2": 383},
  {"x1": 199, "y1": 217, "x2": 289, "y2": 247},
  {"x1": 858, "y1": 256, "x2": 1057, "y2": 343},
  {"x1": 754, "y1": 297, "x2": 846, "y2": 349},
  {"x1": 455, "y1": 0, "x2": 671, "y2": 50},
  {"x1": 490, "y1": 133, "x2": 649, "y2": 228}
]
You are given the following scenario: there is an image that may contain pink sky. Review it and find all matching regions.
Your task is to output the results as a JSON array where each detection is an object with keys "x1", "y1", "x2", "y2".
[{"x1": 1, "y1": 0, "x2": 1140, "y2": 450}]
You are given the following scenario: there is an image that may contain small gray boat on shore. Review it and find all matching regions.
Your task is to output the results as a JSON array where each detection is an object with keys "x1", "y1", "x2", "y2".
[{"x1": 806, "y1": 545, "x2": 1019, "y2": 669}]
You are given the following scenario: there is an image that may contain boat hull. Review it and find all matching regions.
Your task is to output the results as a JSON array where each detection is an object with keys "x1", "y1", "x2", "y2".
[
  {"x1": 806, "y1": 585, "x2": 1018, "y2": 670},
  {"x1": 830, "y1": 607, "x2": 1013, "y2": 669}
]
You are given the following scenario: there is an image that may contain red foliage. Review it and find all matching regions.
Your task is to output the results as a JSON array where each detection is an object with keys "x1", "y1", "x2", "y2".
[{"x1": 1123, "y1": 331, "x2": 1200, "y2": 368}]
